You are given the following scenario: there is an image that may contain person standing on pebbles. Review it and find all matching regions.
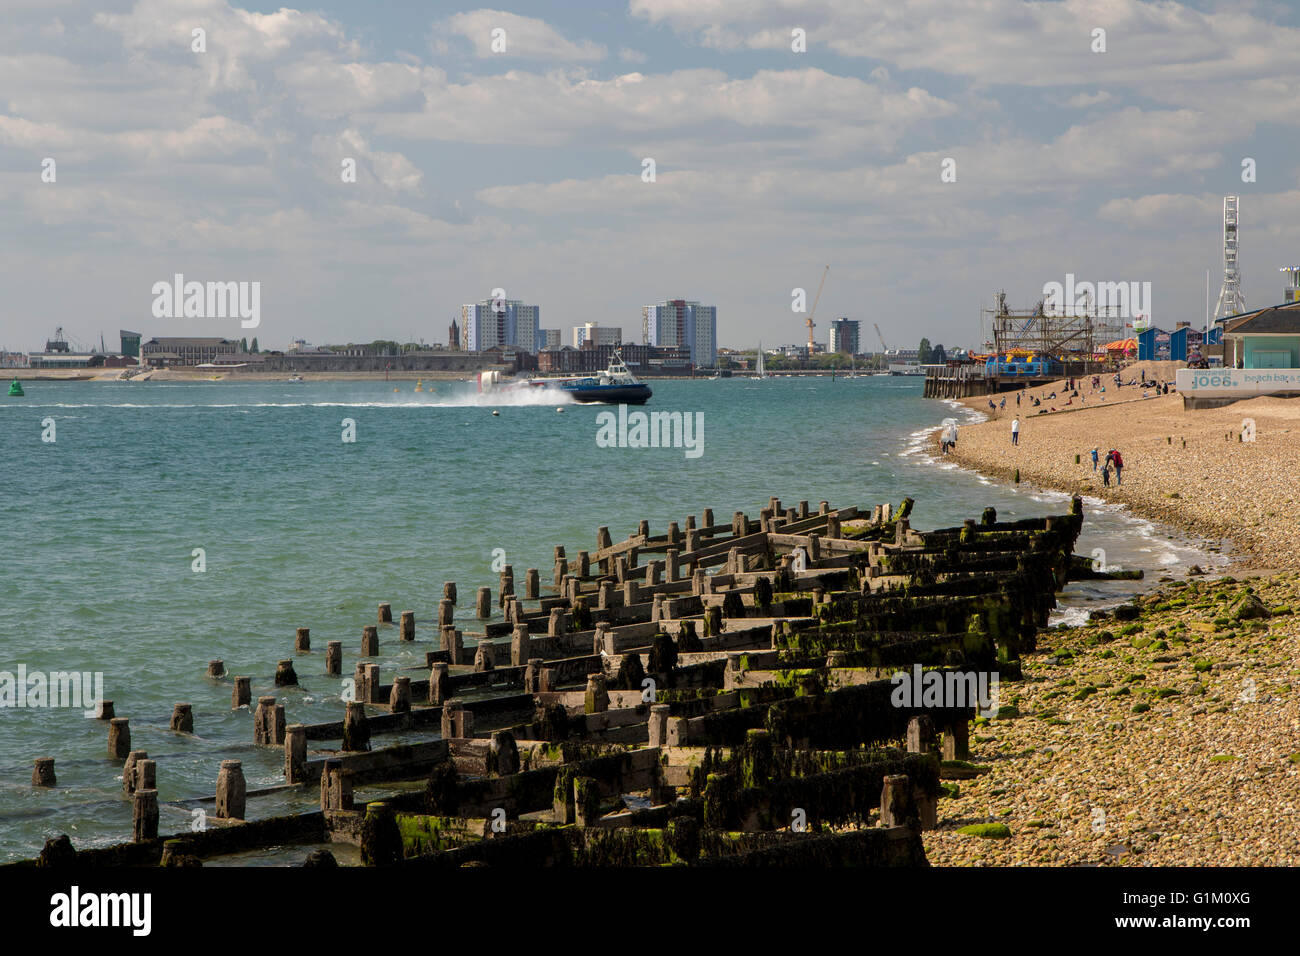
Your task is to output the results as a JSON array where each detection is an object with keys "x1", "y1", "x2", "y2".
[{"x1": 1010, "y1": 416, "x2": 1020, "y2": 446}]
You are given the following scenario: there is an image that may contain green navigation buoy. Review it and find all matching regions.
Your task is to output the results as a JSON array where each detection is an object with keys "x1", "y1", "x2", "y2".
[{"x1": 7, "y1": 379, "x2": 24, "y2": 397}]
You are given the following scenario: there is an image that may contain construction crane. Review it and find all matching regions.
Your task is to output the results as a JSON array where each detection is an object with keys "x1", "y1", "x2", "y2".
[
  {"x1": 873, "y1": 322, "x2": 888, "y2": 352},
  {"x1": 805, "y1": 265, "x2": 829, "y2": 353}
]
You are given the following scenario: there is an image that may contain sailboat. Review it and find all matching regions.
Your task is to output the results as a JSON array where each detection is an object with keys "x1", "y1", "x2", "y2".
[{"x1": 751, "y1": 343, "x2": 767, "y2": 380}]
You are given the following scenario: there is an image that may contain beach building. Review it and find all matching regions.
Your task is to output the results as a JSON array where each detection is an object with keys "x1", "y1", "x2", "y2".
[
  {"x1": 141, "y1": 337, "x2": 238, "y2": 367},
  {"x1": 1177, "y1": 300, "x2": 1300, "y2": 407}
]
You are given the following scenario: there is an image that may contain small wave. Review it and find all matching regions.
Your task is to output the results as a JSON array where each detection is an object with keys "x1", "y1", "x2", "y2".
[{"x1": 1049, "y1": 606, "x2": 1092, "y2": 628}]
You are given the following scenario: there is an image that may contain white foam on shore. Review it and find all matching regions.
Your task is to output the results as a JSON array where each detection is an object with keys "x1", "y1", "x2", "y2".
[{"x1": 1049, "y1": 606, "x2": 1092, "y2": 628}]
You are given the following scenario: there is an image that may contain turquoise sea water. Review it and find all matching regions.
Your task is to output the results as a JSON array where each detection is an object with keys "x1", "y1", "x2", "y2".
[{"x1": 0, "y1": 375, "x2": 1221, "y2": 862}]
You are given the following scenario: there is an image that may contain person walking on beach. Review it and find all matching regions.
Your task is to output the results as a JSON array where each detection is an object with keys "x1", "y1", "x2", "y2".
[
  {"x1": 1090, "y1": 447, "x2": 1099, "y2": 471},
  {"x1": 1112, "y1": 449, "x2": 1124, "y2": 485},
  {"x1": 1016, "y1": 391, "x2": 1021, "y2": 406},
  {"x1": 1011, "y1": 416, "x2": 1020, "y2": 446}
]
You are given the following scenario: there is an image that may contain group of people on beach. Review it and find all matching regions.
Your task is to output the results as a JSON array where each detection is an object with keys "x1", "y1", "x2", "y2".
[{"x1": 1090, "y1": 446, "x2": 1124, "y2": 486}]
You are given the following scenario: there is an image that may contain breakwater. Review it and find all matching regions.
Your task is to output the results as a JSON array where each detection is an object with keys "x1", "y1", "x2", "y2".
[{"x1": 12, "y1": 493, "x2": 1096, "y2": 867}]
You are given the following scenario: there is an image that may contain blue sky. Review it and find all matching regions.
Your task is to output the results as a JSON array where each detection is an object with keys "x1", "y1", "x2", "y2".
[{"x1": 3, "y1": 0, "x2": 1300, "y2": 354}]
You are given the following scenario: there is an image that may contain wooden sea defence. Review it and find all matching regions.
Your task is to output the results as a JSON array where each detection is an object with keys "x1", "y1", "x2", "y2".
[{"x1": 14, "y1": 494, "x2": 1088, "y2": 868}]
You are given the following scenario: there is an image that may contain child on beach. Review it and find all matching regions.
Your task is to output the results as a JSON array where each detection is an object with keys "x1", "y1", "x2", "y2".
[
  {"x1": 1090, "y1": 447, "x2": 1099, "y2": 470},
  {"x1": 1101, "y1": 458, "x2": 1112, "y2": 486}
]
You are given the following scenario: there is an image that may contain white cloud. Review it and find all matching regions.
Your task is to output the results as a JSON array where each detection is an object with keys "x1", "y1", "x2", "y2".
[{"x1": 434, "y1": 10, "x2": 605, "y2": 61}]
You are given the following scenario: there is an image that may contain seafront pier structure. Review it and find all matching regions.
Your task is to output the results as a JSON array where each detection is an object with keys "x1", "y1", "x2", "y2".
[{"x1": 14, "y1": 495, "x2": 1091, "y2": 868}]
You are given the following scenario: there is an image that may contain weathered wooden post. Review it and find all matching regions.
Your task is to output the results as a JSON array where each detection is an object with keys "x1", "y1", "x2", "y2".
[
  {"x1": 475, "y1": 587, "x2": 492, "y2": 619},
  {"x1": 648, "y1": 704, "x2": 670, "y2": 748},
  {"x1": 295, "y1": 627, "x2": 311, "y2": 653},
  {"x1": 108, "y1": 718, "x2": 131, "y2": 760},
  {"x1": 554, "y1": 557, "x2": 569, "y2": 587},
  {"x1": 685, "y1": 528, "x2": 700, "y2": 553},
  {"x1": 702, "y1": 508, "x2": 715, "y2": 531},
  {"x1": 123, "y1": 750, "x2": 147, "y2": 794},
  {"x1": 132, "y1": 788, "x2": 159, "y2": 842},
  {"x1": 378, "y1": 602, "x2": 392, "y2": 625},
  {"x1": 215, "y1": 760, "x2": 246, "y2": 820},
  {"x1": 597, "y1": 526, "x2": 612, "y2": 551},
  {"x1": 880, "y1": 774, "x2": 911, "y2": 828},
  {"x1": 400, "y1": 610, "x2": 416, "y2": 642},
  {"x1": 499, "y1": 566, "x2": 515, "y2": 606},
  {"x1": 491, "y1": 730, "x2": 520, "y2": 777},
  {"x1": 353, "y1": 661, "x2": 368, "y2": 703},
  {"x1": 474, "y1": 640, "x2": 494, "y2": 672},
  {"x1": 826, "y1": 512, "x2": 841, "y2": 539},
  {"x1": 325, "y1": 641, "x2": 342, "y2": 676},
  {"x1": 623, "y1": 580, "x2": 639, "y2": 607},
  {"x1": 136, "y1": 758, "x2": 156, "y2": 792},
  {"x1": 254, "y1": 696, "x2": 277, "y2": 745},
  {"x1": 511, "y1": 624, "x2": 530, "y2": 667},
  {"x1": 524, "y1": 658, "x2": 543, "y2": 694},
  {"x1": 428, "y1": 662, "x2": 450, "y2": 705},
  {"x1": 364, "y1": 664, "x2": 382, "y2": 703},
  {"x1": 443, "y1": 582, "x2": 457, "y2": 605},
  {"x1": 906, "y1": 715, "x2": 936, "y2": 754},
  {"x1": 440, "y1": 625, "x2": 464, "y2": 665},
  {"x1": 438, "y1": 599, "x2": 454, "y2": 628},
  {"x1": 31, "y1": 758, "x2": 56, "y2": 787},
  {"x1": 275, "y1": 659, "x2": 297, "y2": 687},
  {"x1": 574, "y1": 777, "x2": 600, "y2": 827},
  {"x1": 598, "y1": 580, "x2": 615, "y2": 610},
  {"x1": 320, "y1": 759, "x2": 352, "y2": 812},
  {"x1": 390, "y1": 676, "x2": 412, "y2": 713},
  {"x1": 666, "y1": 548, "x2": 680, "y2": 582},
  {"x1": 594, "y1": 622, "x2": 612, "y2": 656},
  {"x1": 645, "y1": 560, "x2": 661, "y2": 587},
  {"x1": 943, "y1": 719, "x2": 971, "y2": 761},
  {"x1": 231, "y1": 677, "x2": 251, "y2": 709},
  {"x1": 343, "y1": 701, "x2": 370, "y2": 752},
  {"x1": 524, "y1": 568, "x2": 539, "y2": 600},
  {"x1": 170, "y1": 702, "x2": 193, "y2": 733},
  {"x1": 285, "y1": 724, "x2": 307, "y2": 783},
  {"x1": 584, "y1": 673, "x2": 609, "y2": 714},
  {"x1": 206, "y1": 660, "x2": 224, "y2": 679},
  {"x1": 361, "y1": 625, "x2": 379, "y2": 657},
  {"x1": 548, "y1": 606, "x2": 569, "y2": 642}
]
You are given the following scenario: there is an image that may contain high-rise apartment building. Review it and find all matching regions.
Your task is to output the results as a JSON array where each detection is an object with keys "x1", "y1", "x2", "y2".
[
  {"x1": 462, "y1": 298, "x2": 541, "y2": 353},
  {"x1": 641, "y1": 300, "x2": 716, "y2": 366},
  {"x1": 829, "y1": 318, "x2": 860, "y2": 355}
]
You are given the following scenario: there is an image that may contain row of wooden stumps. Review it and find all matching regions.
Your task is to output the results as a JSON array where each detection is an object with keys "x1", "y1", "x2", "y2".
[{"x1": 28, "y1": 493, "x2": 1085, "y2": 866}]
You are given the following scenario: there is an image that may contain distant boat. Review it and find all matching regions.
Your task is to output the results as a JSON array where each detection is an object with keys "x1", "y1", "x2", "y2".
[
  {"x1": 288, "y1": 374, "x2": 305, "y2": 383},
  {"x1": 751, "y1": 343, "x2": 769, "y2": 379}
]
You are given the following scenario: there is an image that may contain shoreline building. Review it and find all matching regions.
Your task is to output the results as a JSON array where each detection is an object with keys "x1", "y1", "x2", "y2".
[
  {"x1": 572, "y1": 322, "x2": 621, "y2": 348},
  {"x1": 641, "y1": 299, "x2": 716, "y2": 367},
  {"x1": 462, "y1": 298, "x2": 541, "y2": 353},
  {"x1": 540, "y1": 328, "x2": 562, "y2": 349},
  {"x1": 829, "y1": 318, "x2": 860, "y2": 355},
  {"x1": 140, "y1": 337, "x2": 238, "y2": 367}
]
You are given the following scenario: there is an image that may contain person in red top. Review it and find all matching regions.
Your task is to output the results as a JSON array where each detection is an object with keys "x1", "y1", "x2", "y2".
[{"x1": 1111, "y1": 449, "x2": 1124, "y2": 485}]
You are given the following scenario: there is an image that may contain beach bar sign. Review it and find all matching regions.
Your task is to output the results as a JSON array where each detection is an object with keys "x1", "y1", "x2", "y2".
[{"x1": 1176, "y1": 367, "x2": 1300, "y2": 398}]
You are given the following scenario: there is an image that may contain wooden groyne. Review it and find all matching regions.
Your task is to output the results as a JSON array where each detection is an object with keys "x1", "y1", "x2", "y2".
[{"x1": 15, "y1": 494, "x2": 1090, "y2": 868}]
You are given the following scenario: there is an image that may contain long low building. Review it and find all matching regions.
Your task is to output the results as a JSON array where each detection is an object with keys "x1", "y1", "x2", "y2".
[{"x1": 1177, "y1": 300, "x2": 1300, "y2": 408}]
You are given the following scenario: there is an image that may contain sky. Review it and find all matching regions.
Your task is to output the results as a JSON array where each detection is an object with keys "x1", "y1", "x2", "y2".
[{"x1": 3, "y1": 0, "x2": 1300, "y2": 354}]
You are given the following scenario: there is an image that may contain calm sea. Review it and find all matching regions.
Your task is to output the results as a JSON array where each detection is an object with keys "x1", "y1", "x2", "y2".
[{"x1": 0, "y1": 374, "x2": 1222, "y2": 861}]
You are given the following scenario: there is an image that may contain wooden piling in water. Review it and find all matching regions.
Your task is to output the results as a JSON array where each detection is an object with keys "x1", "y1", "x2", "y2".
[
  {"x1": 326, "y1": 641, "x2": 342, "y2": 676},
  {"x1": 32, "y1": 758, "x2": 55, "y2": 787},
  {"x1": 362, "y1": 625, "x2": 379, "y2": 657},
  {"x1": 108, "y1": 719, "x2": 131, "y2": 760},
  {"x1": 215, "y1": 760, "x2": 246, "y2": 820},
  {"x1": 400, "y1": 610, "x2": 416, "y2": 641},
  {"x1": 170, "y1": 702, "x2": 193, "y2": 733},
  {"x1": 295, "y1": 627, "x2": 311, "y2": 653}
]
